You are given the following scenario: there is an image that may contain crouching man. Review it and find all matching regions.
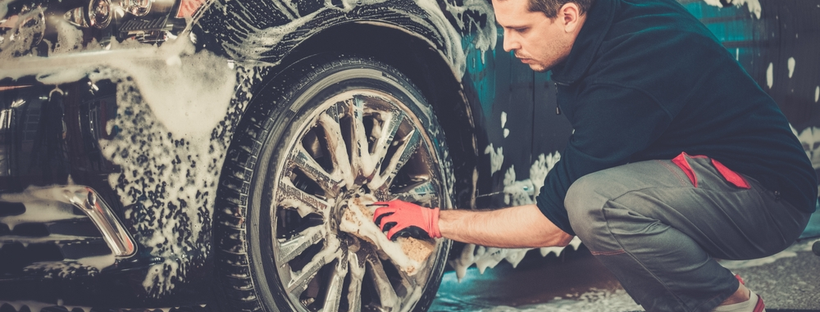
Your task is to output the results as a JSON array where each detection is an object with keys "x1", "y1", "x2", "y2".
[{"x1": 373, "y1": 0, "x2": 817, "y2": 311}]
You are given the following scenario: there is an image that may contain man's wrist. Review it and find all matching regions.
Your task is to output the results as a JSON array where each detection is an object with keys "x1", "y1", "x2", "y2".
[{"x1": 429, "y1": 207, "x2": 442, "y2": 238}]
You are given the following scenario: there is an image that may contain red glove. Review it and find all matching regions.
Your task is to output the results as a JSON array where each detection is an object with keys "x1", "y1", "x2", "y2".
[{"x1": 372, "y1": 200, "x2": 441, "y2": 241}]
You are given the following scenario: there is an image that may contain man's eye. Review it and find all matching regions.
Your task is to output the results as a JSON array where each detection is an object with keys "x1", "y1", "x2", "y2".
[{"x1": 514, "y1": 28, "x2": 528, "y2": 33}]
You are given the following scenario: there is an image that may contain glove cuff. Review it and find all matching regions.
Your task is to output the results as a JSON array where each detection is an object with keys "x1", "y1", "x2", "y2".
[{"x1": 429, "y1": 207, "x2": 442, "y2": 238}]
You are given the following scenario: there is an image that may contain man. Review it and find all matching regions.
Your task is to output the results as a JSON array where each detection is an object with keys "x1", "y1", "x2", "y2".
[{"x1": 373, "y1": 0, "x2": 816, "y2": 311}]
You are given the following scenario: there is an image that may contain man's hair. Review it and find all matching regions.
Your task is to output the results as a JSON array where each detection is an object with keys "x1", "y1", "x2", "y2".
[{"x1": 528, "y1": 0, "x2": 595, "y2": 18}]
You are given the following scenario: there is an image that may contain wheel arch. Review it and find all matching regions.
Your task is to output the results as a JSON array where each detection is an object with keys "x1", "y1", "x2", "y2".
[{"x1": 265, "y1": 22, "x2": 480, "y2": 209}]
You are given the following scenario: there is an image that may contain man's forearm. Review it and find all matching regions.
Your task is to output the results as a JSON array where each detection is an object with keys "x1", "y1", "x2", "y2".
[{"x1": 437, "y1": 204, "x2": 573, "y2": 248}]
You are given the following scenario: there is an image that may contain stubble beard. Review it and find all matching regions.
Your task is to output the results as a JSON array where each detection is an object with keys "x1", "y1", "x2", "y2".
[
  {"x1": 526, "y1": 59, "x2": 557, "y2": 73},
  {"x1": 530, "y1": 52, "x2": 569, "y2": 73},
  {"x1": 528, "y1": 63, "x2": 549, "y2": 72}
]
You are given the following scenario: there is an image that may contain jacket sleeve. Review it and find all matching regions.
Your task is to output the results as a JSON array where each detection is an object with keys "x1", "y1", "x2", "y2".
[{"x1": 535, "y1": 83, "x2": 673, "y2": 235}]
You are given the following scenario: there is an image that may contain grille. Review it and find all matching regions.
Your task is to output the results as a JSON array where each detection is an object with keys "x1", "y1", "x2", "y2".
[{"x1": 118, "y1": 15, "x2": 169, "y2": 33}]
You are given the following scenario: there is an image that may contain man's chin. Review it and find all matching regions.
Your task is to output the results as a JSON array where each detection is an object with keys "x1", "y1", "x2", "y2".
[{"x1": 528, "y1": 64, "x2": 549, "y2": 72}]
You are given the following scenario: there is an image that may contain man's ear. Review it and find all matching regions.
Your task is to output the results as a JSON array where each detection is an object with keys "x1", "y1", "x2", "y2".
[{"x1": 560, "y1": 3, "x2": 582, "y2": 32}]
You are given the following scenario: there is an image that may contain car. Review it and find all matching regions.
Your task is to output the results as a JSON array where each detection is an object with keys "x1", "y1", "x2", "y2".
[{"x1": 0, "y1": 0, "x2": 818, "y2": 311}]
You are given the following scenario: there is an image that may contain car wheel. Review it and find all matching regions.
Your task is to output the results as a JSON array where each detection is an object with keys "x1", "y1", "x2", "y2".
[{"x1": 213, "y1": 55, "x2": 454, "y2": 312}]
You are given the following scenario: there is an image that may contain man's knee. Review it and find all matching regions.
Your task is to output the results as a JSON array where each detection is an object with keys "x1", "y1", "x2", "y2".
[
  {"x1": 565, "y1": 174, "x2": 609, "y2": 238},
  {"x1": 566, "y1": 173, "x2": 649, "y2": 253}
]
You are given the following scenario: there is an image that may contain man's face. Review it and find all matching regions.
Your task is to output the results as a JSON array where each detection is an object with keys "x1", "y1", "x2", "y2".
[{"x1": 493, "y1": 0, "x2": 575, "y2": 72}]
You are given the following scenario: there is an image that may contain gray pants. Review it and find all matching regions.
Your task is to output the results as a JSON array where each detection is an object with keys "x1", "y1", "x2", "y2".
[{"x1": 565, "y1": 155, "x2": 811, "y2": 312}]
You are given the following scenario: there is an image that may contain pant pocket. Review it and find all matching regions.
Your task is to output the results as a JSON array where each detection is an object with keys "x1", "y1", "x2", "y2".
[
  {"x1": 671, "y1": 152, "x2": 750, "y2": 189},
  {"x1": 709, "y1": 158, "x2": 750, "y2": 189}
]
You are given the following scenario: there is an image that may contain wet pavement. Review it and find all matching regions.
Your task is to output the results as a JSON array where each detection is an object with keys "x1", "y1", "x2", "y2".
[{"x1": 430, "y1": 238, "x2": 820, "y2": 312}]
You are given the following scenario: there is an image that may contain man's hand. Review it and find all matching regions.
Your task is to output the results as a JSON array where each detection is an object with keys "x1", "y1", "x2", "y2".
[{"x1": 372, "y1": 200, "x2": 441, "y2": 241}]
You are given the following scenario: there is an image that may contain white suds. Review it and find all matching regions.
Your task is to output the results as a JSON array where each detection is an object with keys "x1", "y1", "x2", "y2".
[
  {"x1": 222, "y1": 11, "x2": 321, "y2": 61},
  {"x1": 448, "y1": 237, "x2": 583, "y2": 281},
  {"x1": 50, "y1": 20, "x2": 91, "y2": 55},
  {"x1": 93, "y1": 62, "x2": 260, "y2": 297},
  {"x1": 443, "y1": 0, "x2": 497, "y2": 64},
  {"x1": 339, "y1": 201, "x2": 422, "y2": 276},
  {"x1": 451, "y1": 150, "x2": 565, "y2": 279},
  {"x1": 0, "y1": 7, "x2": 46, "y2": 58},
  {"x1": 414, "y1": 0, "x2": 467, "y2": 77},
  {"x1": 0, "y1": 201, "x2": 81, "y2": 231},
  {"x1": 501, "y1": 111, "x2": 509, "y2": 138},
  {"x1": 0, "y1": 0, "x2": 10, "y2": 19},
  {"x1": 787, "y1": 57, "x2": 795, "y2": 78},
  {"x1": 766, "y1": 62, "x2": 774, "y2": 89},
  {"x1": 102, "y1": 40, "x2": 236, "y2": 140},
  {"x1": 143, "y1": 258, "x2": 181, "y2": 295},
  {"x1": 702, "y1": 0, "x2": 762, "y2": 19},
  {"x1": 484, "y1": 144, "x2": 504, "y2": 176},
  {"x1": 73, "y1": 253, "x2": 116, "y2": 271},
  {"x1": 501, "y1": 152, "x2": 560, "y2": 206},
  {"x1": 22, "y1": 254, "x2": 117, "y2": 273},
  {"x1": 793, "y1": 126, "x2": 820, "y2": 171}
]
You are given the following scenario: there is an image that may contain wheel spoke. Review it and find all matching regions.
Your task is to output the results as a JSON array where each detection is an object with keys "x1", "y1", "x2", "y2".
[
  {"x1": 321, "y1": 256, "x2": 349, "y2": 312},
  {"x1": 278, "y1": 179, "x2": 330, "y2": 217},
  {"x1": 289, "y1": 144, "x2": 343, "y2": 197},
  {"x1": 395, "y1": 262, "x2": 418, "y2": 299},
  {"x1": 286, "y1": 256, "x2": 326, "y2": 296},
  {"x1": 366, "y1": 255, "x2": 399, "y2": 309},
  {"x1": 391, "y1": 180, "x2": 439, "y2": 206},
  {"x1": 319, "y1": 105, "x2": 354, "y2": 188},
  {"x1": 346, "y1": 252, "x2": 366, "y2": 312},
  {"x1": 368, "y1": 129, "x2": 421, "y2": 191},
  {"x1": 348, "y1": 96, "x2": 375, "y2": 179},
  {"x1": 370, "y1": 109, "x2": 404, "y2": 176},
  {"x1": 278, "y1": 225, "x2": 325, "y2": 264},
  {"x1": 286, "y1": 238, "x2": 344, "y2": 296}
]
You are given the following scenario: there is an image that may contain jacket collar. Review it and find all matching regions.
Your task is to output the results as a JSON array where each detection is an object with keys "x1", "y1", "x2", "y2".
[{"x1": 550, "y1": 0, "x2": 617, "y2": 84}]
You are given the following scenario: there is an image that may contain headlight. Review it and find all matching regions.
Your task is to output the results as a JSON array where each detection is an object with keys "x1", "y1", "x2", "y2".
[
  {"x1": 88, "y1": 0, "x2": 113, "y2": 28},
  {"x1": 122, "y1": 0, "x2": 152, "y2": 17}
]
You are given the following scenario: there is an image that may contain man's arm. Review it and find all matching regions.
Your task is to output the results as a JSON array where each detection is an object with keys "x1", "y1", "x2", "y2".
[
  {"x1": 372, "y1": 200, "x2": 573, "y2": 248},
  {"x1": 438, "y1": 204, "x2": 573, "y2": 248}
]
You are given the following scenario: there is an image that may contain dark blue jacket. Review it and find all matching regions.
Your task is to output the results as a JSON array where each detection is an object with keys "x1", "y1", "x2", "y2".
[{"x1": 536, "y1": 0, "x2": 817, "y2": 235}]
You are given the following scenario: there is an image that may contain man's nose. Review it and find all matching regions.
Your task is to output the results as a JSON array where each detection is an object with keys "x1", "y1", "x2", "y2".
[{"x1": 503, "y1": 31, "x2": 520, "y2": 52}]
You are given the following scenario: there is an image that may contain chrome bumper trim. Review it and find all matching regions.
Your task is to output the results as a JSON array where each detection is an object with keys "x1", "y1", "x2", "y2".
[
  {"x1": 0, "y1": 185, "x2": 137, "y2": 257},
  {"x1": 66, "y1": 187, "x2": 137, "y2": 257}
]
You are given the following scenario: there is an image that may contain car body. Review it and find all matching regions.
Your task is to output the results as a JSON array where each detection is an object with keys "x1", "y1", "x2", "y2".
[{"x1": 0, "y1": 0, "x2": 818, "y2": 310}]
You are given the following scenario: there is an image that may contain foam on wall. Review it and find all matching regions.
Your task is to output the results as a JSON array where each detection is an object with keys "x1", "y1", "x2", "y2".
[{"x1": 703, "y1": 0, "x2": 762, "y2": 19}]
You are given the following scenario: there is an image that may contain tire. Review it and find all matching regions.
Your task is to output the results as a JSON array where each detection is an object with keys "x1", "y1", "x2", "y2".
[{"x1": 213, "y1": 55, "x2": 454, "y2": 312}]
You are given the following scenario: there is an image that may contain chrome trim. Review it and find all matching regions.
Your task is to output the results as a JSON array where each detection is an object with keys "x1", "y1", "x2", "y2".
[
  {"x1": 88, "y1": 0, "x2": 113, "y2": 29},
  {"x1": 65, "y1": 187, "x2": 137, "y2": 257},
  {"x1": 0, "y1": 86, "x2": 34, "y2": 92},
  {"x1": 121, "y1": 0, "x2": 153, "y2": 16},
  {"x1": 64, "y1": 6, "x2": 92, "y2": 28},
  {"x1": 0, "y1": 185, "x2": 137, "y2": 258}
]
